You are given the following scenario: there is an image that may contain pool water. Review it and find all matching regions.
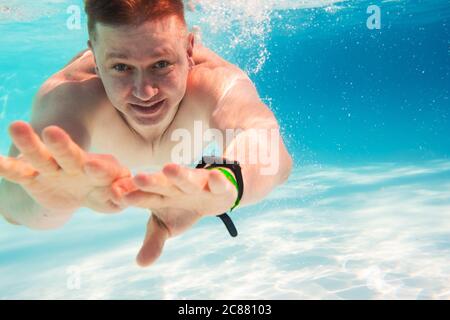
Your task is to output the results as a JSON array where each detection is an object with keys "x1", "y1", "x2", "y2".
[{"x1": 0, "y1": 0, "x2": 449, "y2": 299}]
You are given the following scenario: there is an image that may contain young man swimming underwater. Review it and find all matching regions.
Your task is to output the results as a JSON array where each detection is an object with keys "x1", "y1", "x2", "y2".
[{"x1": 0, "y1": 0, "x2": 292, "y2": 267}]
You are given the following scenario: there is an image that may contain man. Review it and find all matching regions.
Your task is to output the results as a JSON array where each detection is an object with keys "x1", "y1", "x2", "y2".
[{"x1": 0, "y1": 0, "x2": 292, "y2": 267}]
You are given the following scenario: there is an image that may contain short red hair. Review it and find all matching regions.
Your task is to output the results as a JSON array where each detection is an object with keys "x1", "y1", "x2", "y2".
[{"x1": 84, "y1": 0, "x2": 186, "y2": 39}]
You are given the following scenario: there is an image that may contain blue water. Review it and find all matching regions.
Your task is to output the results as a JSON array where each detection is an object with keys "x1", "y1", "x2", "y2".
[{"x1": 1, "y1": 0, "x2": 450, "y2": 299}]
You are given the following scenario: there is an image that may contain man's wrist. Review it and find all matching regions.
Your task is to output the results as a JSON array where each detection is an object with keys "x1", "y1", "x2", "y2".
[
  {"x1": 196, "y1": 156, "x2": 241, "y2": 237},
  {"x1": 205, "y1": 166, "x2": 240, "y2": 210}
]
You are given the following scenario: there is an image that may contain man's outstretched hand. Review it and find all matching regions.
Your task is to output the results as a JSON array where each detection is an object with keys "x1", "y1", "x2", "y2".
[
  {"x1": 0, "y1": 121, "x2": 135, "y2": 219},
  {"x1": 113, "y1": 163, "x2": 238, "y2": 267}
]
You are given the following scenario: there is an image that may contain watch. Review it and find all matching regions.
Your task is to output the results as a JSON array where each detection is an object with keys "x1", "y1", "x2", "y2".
[{"x1": 195, "y1": 156, "x2": 244, "y2": 237}]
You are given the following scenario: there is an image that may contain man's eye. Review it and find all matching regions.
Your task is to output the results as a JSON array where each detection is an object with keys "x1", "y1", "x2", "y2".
[
  {"x1": 153, "y1": 61, "x2": 170, "y2": 69},
  {"x1": 113, "y1": 64, "x2": 131, "y2": 72}
]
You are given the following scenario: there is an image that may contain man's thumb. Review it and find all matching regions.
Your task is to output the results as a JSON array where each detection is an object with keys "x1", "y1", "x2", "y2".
[{"x1": 136, "y1": 214, "x2": 169, "y2": 267}]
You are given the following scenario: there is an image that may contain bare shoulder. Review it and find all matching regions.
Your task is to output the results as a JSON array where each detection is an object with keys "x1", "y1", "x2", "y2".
[
  {"x1": 189, "y1": 45, "x2": 251, "y2": 110},
  {"x1": 31, "y1": 50, "x2": 106, "y2": 149},
  {"x1": 188, "y1": 46, "x2": 277, "y2": 130}
]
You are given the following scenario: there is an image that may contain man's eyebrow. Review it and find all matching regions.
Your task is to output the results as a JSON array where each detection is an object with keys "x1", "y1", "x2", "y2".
[
  {"x1": 105, "y1": 52, "x2": 130, "y2": 60},
  {"x1": 104, "y1": 47, "x2": 177, "y2": 62},
  {"x1": 151, "y1": 47, "x2": 176, "y2": 57}
]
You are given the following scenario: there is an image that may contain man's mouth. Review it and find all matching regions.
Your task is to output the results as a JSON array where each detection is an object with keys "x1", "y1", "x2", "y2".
[{"x1": 129, "y1": 99, "x2": 165, "y2": 115}]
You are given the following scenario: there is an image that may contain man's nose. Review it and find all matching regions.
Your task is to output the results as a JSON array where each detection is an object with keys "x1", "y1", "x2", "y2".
[{"x1": 133, "y1": 73, "x2": 158, "y2": 101}]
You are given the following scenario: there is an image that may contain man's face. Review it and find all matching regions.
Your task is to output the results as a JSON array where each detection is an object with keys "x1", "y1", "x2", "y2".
[{"x1": 90, "y1": 16, "x2": 193, "y2": 128}]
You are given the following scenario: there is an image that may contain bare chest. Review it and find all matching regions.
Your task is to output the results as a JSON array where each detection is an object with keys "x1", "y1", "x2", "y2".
[{"x1": 89, "y1": 99, "x2": 215, "y2": 172}]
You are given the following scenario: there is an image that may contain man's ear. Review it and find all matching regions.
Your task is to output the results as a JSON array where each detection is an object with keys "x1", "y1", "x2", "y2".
[
  {"x1": 87, "y1": 40, "x2": 99, "y2": 75},
  {"x1": 87, "y1": 40, "x2": 95, "y2": 57},
  {"x1": 187, "y1": 33, "x2": 195, "y2": 68}
]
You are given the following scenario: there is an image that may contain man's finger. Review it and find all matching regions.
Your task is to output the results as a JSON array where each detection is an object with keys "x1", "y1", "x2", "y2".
[
  {"x1": 111, "y1": 177, "x2": 139, "y2": 203},
  {"x1": 122, "y1": 190, "x2": 166, "y2": 209},
  {"x1": 0, "y1": 155, "x2": 38, "y2": 185},
  {"x1": 84, "y1": 157, "x2": 130, "y2": 186},
  {"x1": 207, "y1": 169, "x2": 231, "y2": 194},
  {"x1": 132, "y1": 172, "x2": 173, "y2": 196},
  {"x1": 42, "y1": 126, "x2": 86, "y2": 174},
  {"x1": 86, "y1": 187, "x2": 124, "y2": 213},
  {"x1": 8, "y1": 121, "x2": 59, "y2": 173},
  {"x1": 136, "y1": 214, "x2": 169, "y2": 267},
  {"x1": 162, "y1": 163, "x2": 206, "y2": 194}
]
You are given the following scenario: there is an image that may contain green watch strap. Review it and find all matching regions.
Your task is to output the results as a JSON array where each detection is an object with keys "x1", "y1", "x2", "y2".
[{"x1": 206, "y1": 167, "x2": 241, "y2": 211}]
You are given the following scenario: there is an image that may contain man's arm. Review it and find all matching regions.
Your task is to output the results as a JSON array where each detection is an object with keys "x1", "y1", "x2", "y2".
[
  {"x1": 0, "y1": 85, "x2": 92, "y2": 229},
  {"x1": 209, "y1": 76, "x2": 293, "y2": 206}
]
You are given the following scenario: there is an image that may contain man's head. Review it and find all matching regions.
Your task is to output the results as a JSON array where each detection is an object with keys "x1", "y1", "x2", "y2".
[{"x1": 85, "y1": 0, "x2": 194, "y2": 134}]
